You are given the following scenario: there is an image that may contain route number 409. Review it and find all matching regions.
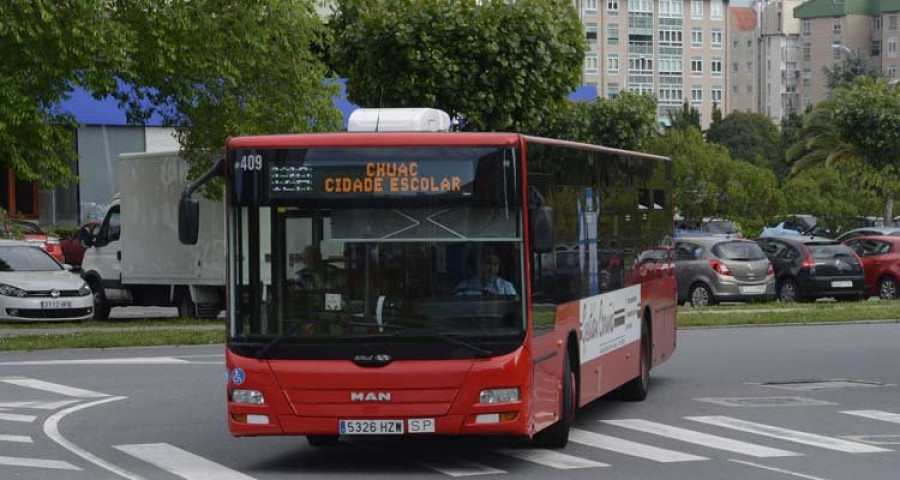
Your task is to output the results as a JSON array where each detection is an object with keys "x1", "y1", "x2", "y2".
[{"x1": 239, "y1": 154, "x2": 263, "y2": 171}]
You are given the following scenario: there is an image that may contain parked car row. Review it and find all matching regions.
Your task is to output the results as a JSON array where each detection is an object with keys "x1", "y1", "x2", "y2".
[{"x1": 676, "y1": 231, "x2": 900, "y2": 306}]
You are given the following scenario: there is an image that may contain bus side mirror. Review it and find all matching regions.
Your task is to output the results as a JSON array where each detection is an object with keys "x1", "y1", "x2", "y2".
[
  {"x1": 179, "y1": 196, "x2": 200, "y2": 245},
  {"x1": 531, "y1": 206, "x2": 554, "y2": 254}
]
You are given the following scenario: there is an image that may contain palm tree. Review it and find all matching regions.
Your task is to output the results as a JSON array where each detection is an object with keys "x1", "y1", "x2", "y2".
[{"x1": 787, "y1": 97, "x2": 862, "y2": 174}]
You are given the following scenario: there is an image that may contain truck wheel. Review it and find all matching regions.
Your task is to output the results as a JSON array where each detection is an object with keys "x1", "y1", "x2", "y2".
[
  {"x1": 619, "y1": 316, "x2": 650, "y2": 402},
  {"x1": 91, "y1": 282, "x2": 110, "y2": 322},
  {"x1": 533, "y1": 350, "x2": 575, "y2": 448},
  {"x1": 177, "y1": 293, "x2": 196, "y2": 319}
]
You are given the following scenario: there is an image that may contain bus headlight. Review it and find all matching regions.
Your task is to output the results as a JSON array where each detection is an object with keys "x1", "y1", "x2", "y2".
[
  {"x1": 479, "y1": 388, "x2": 519, "y2": 404},
  {"x1": 231, "y1": 389, "x2": 265, "y2": 404}
]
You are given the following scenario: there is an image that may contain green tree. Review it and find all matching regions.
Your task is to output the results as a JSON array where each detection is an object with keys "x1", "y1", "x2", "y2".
[
  {"x1": 665, "y1": 102, "x2": 701, "y2": 132},
  {"x1": 532, "y1": 92, "x2": 658, "y2": 150},
  {"x1": 782, "y1": 166, "x2": 880, "y2": 235},
  {"x1": 329, "y1": 0, "x2": 585, "y2": 132},
  {"x1": 823, "y1": 49, "x2": 880, "y2": 91},
  {"x1": 1, "y1": 1, "x2": 341, "y2": 188},
  {"x1": 706, "y1": 112, "x2": 782, "y2": 173}
]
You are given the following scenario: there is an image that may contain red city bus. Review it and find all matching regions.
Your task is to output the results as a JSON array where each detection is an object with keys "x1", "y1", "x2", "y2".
[{"x1": 179, "y1": 110, "x2": 676, "y2": 447}]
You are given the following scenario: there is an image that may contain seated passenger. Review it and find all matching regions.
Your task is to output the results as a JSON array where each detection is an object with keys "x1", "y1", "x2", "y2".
[{"x1": 453, "y1": 250, "x2": 517, "y2": 296}]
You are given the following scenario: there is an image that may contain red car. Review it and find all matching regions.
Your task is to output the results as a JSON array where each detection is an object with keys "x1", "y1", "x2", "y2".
[
  {"x1": 0, "y1": 220, "x2": 64, "y2": 264},
  {"x1": 843, "y1": 235, "x2": 900, "y2": 300},
  {"x1": 61, "y1": 222, "x2": 100, "y2": 267}
]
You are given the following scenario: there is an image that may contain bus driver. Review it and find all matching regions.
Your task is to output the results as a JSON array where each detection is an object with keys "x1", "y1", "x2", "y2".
[{"x1": 453, "y1": 250, "x2": 517, "y2": 296}]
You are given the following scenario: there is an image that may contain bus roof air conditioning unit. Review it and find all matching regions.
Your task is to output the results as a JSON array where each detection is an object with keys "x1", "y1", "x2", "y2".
[{"x1": 348, "y1": 108, "x2": 452, "y2": 132}]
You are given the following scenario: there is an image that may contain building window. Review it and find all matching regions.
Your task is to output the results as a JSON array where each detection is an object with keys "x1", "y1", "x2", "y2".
[
  {"x1": 890, "y1": 15, "x2": 898, "y2": 30},
  {"x1": 874, "y1": 17, "x2": 882, "y2": 29},
  {"x1": 732, "y1": 85, "x2": 739, "y2": 96},
  {"x1": 607, "y1": 0, "x2": 619, "y2": 13},
  {"x1": 711, "y1": 29, "x2": 723, "y2": 49},
  {"x1": 711, "y1": 0, "x2": 723, "y2": 20},
  {"x1": 711, "y1": 57, "x2": 723, "y2": 77},
  {"x1": 833, "y1": 17, "x2": 842, "y2": 34},
  {"x1": 691, "y1": 28, "x2": 703, "y2": 48},
  {"x1": 888, "y1": 65, "x2": 898, "y2": 77},
  {"x1": 803, "y1": 68, "x2": 811, "y2": 87},
  {"x1": 833, "y1": 42, "x2": 842, "y2": 60},
  {"x1": 711, "y1": 86, "x2": 723, "y2": 105},
  {"x1": 873, "y1": 40, "x2": 882, "y2": 56},
  {"x1": 747, "y1": 85, "x2": 753, "y2": 94},
  {"x1": 585, "y1": 0, "x2": 598, "y2": 13},
  {"x1": 803, "y1": 43, "x2": 811, "y2": 61},
  {"x1": 889, "y1": 38, "x2": 899, "y2": 58},
  {"x1": 659, "y1": 57, "x2": 683, "y2": 75},
  {"x1": 802, "y1": 95, "x2": 810, "y2": 110},
  {"x1": 607, "y1": 82, "x2": 620, "y2": 99},
  {"x1": 630, "y1": 0, "x2": 654, "y2": 14},
  {"x1": 607, "y1": 54, "x2": 620, "y2": 74},
  {"x1": 585, "y1": 53, "x2": 598, "y2": 74},
  {"x1": 607, "y1": 24, "x2": 619, "y2": 45},
  {"x1": 691, "y1": 85, "x2": 703, "y2": 105},
  {"x1": 732, "y1": 62, "x2": 739, "y2": 72},
  {"x1": 691, "y1": 0, "x2": 703, "y2": 20},
  {"x1": 659, "y1": 28, "x2": 683, "y2": 46},
  {"x1": 733, "y1": 39, "x2": 739, "y2": 49},
  {"x1": 748, "y1": 39, "x2": 753, "y2": 48},
  {"x1": 586, "y1": 23, "x2": 598, "y2": 44},
  {"x1": 802, "y1": 20, "x2": 811, "y2": 36},
  {"x1": 659, "y1": 0, "x2": 683, "y2": 18},
  {"x1": 747, "y1": 61, "x2": 754, "y2": 72},
  {"x1": 691, "y1": 57, "x2": 703, "y2": 76}
]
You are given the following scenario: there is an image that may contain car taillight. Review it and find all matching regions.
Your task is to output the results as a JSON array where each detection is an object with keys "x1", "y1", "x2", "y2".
[
  {"x1": 47, "y1": 237, "x2": 60, "y2": 245},
  {"x1": 801, "y1": 256, "x2": 815, "y2": 269},
  {"x1": 766, "y1": 263, "x2": 774, "y2": 276},
  {"x1": 710, "y1": 259, "x2": 733, "y2": 276}
]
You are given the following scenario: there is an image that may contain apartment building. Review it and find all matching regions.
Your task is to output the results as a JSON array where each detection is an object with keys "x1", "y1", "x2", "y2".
[
  {"x1": 578, "y1": 0, "x2": 730, "y2": 127},
  {"x1": 758, "y1": 0, "x2": 802, "y2": 121},
  {"x1": 728, "y1": 6, "x2": 759, "y2": 114},
  {"x1": 794, "y1": 0, "x2": 894, "y2": 111}
]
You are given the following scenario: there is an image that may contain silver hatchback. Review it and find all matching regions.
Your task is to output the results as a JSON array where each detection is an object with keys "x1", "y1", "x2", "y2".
[{"x1": 675, "y1": 237, "x2": 776, "y2": 306}]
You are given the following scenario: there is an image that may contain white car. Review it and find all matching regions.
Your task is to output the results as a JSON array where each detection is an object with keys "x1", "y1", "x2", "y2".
[{"x1": 0, "y1": 240, "x2": 93, "y2": 321}]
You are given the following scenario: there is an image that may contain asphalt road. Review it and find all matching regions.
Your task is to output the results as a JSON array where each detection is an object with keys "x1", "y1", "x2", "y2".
[{"x1": 1, "y1": 323, "x2": 899, "y2": 480}]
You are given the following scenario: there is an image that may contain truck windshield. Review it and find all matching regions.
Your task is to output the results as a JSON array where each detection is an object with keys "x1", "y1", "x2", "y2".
[{"x1": 227, "y1": 146, "x2": 525, "y2": 360}]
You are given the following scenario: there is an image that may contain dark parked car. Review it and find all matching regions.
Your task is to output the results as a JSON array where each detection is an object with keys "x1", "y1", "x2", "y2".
[
  {"x1": 674, "y1": 237, "x2": 775, "y2": 306},
  {"x1": 755, "y1": 236, "x2": 865, "y2": 302},
  {"x1": 843, "y1": 235, "x2": 900, "y2": 300}
]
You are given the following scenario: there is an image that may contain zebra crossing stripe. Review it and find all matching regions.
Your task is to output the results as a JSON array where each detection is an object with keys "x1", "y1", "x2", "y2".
[
  {"x1": 841, "y1": 410, "x2": 900, "y2": 425},
  {"x1": 497, "y1": 448, "x2": 610, "y2": 469},
  {"x1": 602, "y1": 419, "x2": 801, "y2": 458},
  {"x1": 569, "y1": 428, "x2": 708, "y2": 462},
  {"x1": 0, "y1": 413, "x2": 36, "y2": 423},
  {"x1": 686, "y1": 416, "x2": 892, "y2": 453},
  {"x1": 0, "y1": 378, "x2": 108, "y2": 398},
  {"x1": 0, "y1": 455, "x2": 81, "y2": 471},
  {"x1": 0, "y1": 434, "x2": 33, "y2": 443},
  {"x1": 409, "y1": 457, "x2": 508, "y2": 477},
  {"x1": 116, "y1": 443, "x2": 256, "y2": 480}
]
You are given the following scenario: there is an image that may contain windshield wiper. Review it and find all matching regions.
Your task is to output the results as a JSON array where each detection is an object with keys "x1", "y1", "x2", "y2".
[
  {"x1": 252, "y1": 316, "x2": 407, "y2": 358},
  {"x1": 254, "y1": 323, "x2": 302, "y2": 359}
]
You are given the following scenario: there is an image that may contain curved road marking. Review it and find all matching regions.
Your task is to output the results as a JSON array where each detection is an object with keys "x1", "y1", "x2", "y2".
[{"x1": 43, "y1": 396, "x2": 145, "y2": 480}]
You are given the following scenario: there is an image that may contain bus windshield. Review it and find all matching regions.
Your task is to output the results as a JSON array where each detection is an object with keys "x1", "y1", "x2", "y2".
[{"x1": 228, "y1": 146, "x2": 526, "y2": 360}]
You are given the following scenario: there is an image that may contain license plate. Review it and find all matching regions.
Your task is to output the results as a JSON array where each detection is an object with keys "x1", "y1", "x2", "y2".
[
  {"x1": 408, "y1": 418, "x2": 436, "y2": 433},
  {"x1": 340, "y1": 419, "x2": 404, "y2": 435},
  {"x1": 831, "y1": 281, "x2": 854, "y2": 288},
  {"x1": 740, "y1": 285, "x2": 767, "y2": 294},
  {"x1": 40, "y1": 301, "x2": 71, "y2": 309}
]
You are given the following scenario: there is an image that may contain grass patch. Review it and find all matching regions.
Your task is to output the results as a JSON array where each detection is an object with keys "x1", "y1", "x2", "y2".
[
  {"x1": 0, "y1": 318, "x2": 221, "y2": 330},
  {"x1": 0, "y1": 329, "x2": 224, "y2": 351},
  {"x1": 678, "y1": 299, "x2": 900, "y2": 327}
]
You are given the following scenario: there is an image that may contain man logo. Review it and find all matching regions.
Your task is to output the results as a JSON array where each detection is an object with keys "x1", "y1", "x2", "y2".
[{"x1": 351, "y1": 392, "x2": 392, "y2": 402}]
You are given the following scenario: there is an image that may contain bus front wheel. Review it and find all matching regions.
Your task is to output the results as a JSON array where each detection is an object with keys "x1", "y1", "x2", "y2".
[{"x1": 533, "y1": 350, "x2": 575, "y2": 448}]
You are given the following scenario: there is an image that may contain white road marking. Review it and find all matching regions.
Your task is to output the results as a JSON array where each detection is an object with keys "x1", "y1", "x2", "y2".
[
  {"x1": 569, "y1": 428, "x2": 708, "y2": 462},
  {"x1": 44, "y1": 396, "x2": 144, "y2": 480},
  {"x1": 0, "y1": 434, "x2": 33, "y2": 443},
  {"x1": 0, "y1": 357, "x2": 191, "y2": 366},
  {"x1": 497, "y1": 448, "x2": 610, "y2": 469},
  {"x1": 686, "y1": 416, "x2": 892, "y2": 453},
  {"x1": 841, "y1": 410, "x2": 900, "y2": 425},
  {"x1": 0, "y1": 412, "x2": 37, "y2": 423},
  {"x1": 0, "y1": 377, "x2": 108, "y2": 398},
  {"x1": 116, "y1": 443, "x2": 257, "y2": 480},
  {"x1": 0, "y1": 455, "x2": 81, "y2": 471},
  {"x1": 0, "y1": 399, "x2": 80, "y2": 410},
  {"x1": 729, "y1": 459, "x2": 832, "y2": 480},
  {"x1": 602, "y1": 419, "x2": 801, "y2": 458},
  {"x1": 409, "y1": 456, "x2": 507, "y2": 477}
]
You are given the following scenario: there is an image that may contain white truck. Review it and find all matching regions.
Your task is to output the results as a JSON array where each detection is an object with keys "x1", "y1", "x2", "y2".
[{"x1": 80, "y1": 151, "x2": 225, "y2": 320}]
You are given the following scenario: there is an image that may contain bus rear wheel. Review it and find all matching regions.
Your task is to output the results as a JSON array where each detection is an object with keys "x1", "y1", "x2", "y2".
[
  {"x1": 306, "y1": 435, "x2": 340, "y2": 447},
  {"x1": 619, "y1": 320, "x2": 650, "y2": 402},
  {"x1": 533, "y1": 351, "x2": 575, "y2": 448}
]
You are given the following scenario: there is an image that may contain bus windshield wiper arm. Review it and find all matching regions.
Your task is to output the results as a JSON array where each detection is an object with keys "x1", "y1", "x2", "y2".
[{"x1": 254, "y1": 323, "x2": 301, "y2": 359}]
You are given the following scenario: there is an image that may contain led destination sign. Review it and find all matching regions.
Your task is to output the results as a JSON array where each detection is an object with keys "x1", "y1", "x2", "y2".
[{"x1": 324, "y1": 162, "x2": 462, "y2": 194}]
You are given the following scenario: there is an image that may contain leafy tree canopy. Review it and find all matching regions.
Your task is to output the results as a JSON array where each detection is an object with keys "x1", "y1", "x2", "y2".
[
  {"x1": 529, "y1": 92, "x2": 658, "y2": 150},
  {"x1": 329, "y1": 0, "x2": 586, "y2": 132},
  {"x1": 824, "y1": 49, "x2": 881, "y2": 91},
  {"x1": 782, "y1": 165, "x2": 881, "y2": 234},
  {"x1": 665, "y1": 102, "x2": 701, "y2": 133},
  {"x1": 1, "y1": 0, "x2": 341, "y2": 187},
  {"x1": 706, "y1": 112, "x2": 782, "y2": 173}
]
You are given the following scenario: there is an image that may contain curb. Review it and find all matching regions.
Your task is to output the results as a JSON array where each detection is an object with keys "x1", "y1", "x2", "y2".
[
  {"x1": 679, "y1": 319, "x2": 900, "y2": 330},
  {"x1": 0, "y1": 324, "x2": 224, "y2": 338}
]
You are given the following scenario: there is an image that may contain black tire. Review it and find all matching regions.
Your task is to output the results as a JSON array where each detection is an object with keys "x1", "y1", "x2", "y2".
[
  {"x1": 177, "y1": 292, "x2": 196, "y2": 318},
  {"x1": 619, "y1": 317, "x2": 650, "y2": 402},
  {"x1": 533, "y1": 351, "x2": 575, "y2": 448},
  {"x1": 306, "y1": 435, "x2": 340, "y2": 447},
  {"x1": 878, "y1": 276, "x2": 898, "y2": 300},
  {"x1": 778, "y1": 278, "x2": 801, "y2": 303},
  {"x1": 90, "y1": 281, "x2": 110, "y2": 321},
  {"x1": 689, "y1": 283, "x2": 714, "y2": 307}
]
